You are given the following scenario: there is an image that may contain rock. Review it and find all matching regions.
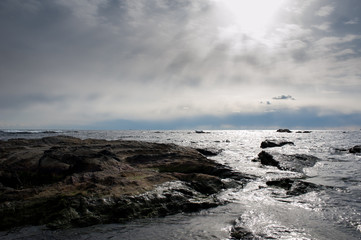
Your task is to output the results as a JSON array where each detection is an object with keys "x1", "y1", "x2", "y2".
[
  {"x1": 349, "y1": 145, "x2": 361, "y2": 153},
  {"x1": 196, "y1": 148, "x2": 223, "y2": 156},
  {"x1": 257, "y1": 151, "x2": 280, "y2": 168},
  {"x1": 195, "y1": 130, "x2": 210, "y2": 134},
  {"x1": 276, "y1": 129, "x2": 292, "y2": 133},
  {"x1": 0, "y1": 136, "x2": 248, "y2": 230},
  {"x1": 260, "y1": 140, "x2": 294, "y2": 149},
  {"x1": 256, "y1": 151, "x2": 319, "y2": 173},
  {"x1": 296, "y1": 130, "x2": 312, "y2": 133},
  {"x1": 266, "y1": 178, "x2": 324, "y2": 196},
  {"x1": 230, "y1": 226, "x2": 255, "y2": 240},
  {"x1": 230, "y1": 217, "x2": 257, "y2": 240}
]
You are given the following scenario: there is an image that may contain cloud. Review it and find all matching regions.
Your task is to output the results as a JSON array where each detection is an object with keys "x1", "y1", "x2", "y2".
[
  {"x1": 0, "y1": 0, "x2": 361, "y2": 129},
  {"x1": 313, "y1": 22, "x2": 331, "y2": 31},
  {"x1": 316, "y1": 5, "x2": 335, "y2": 17},
  {"x1": 344, "y1": 18, "x2": 359, "y2": 25},
  {"x1": 272, "y1": 95, "x2": 296, "y2": 100}
]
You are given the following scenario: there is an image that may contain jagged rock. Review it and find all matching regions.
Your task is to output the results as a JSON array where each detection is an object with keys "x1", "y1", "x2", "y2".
[
  {"x1": 349, "y1": 145, "x2": 361, "y2": 153},
  {"x1": 276, "y1": 129, "x2": 292, "y2": 133},
  {"x1": 256, "y1": 151, "x2": 319, "y2": 173},
  {"x1": 260, "y1": 140, "x2": 294, "y2": 149},
  {"x1": 0, "y1": 136, "x2": 248, "y2": 230}
]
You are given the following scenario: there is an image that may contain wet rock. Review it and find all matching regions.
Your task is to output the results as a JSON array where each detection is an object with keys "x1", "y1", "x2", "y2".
[
  {"x1": 196, "y1": 148, "x2": 223, "y2": 156},
  {"x1": 257, "y1": 151, "x2": 280, "y2": 167},
  {"x1": 260, "y1": 140, "x2": 294, "y2": 149},
  {"x1": 349, "y1": 145, "x2": 361, "y2": 153},
  {"x1": 256, "y1": 151, "x2": 319, "y2": 173},
  {"x1": 266, "y1": 178, "x2": 323, "y2": 196},
  {"x1": 230, "y1": 217, "x2": 257, "y2": 240},
  {"x1": 230, "y1": 226, "x2": 255, "y2": 240},
  {"x1": 276, "y1": 129, "x2": 292, "y2": 133},
  {"x1": 0, "y1": 136, "x2": 248, "y2": 230}
]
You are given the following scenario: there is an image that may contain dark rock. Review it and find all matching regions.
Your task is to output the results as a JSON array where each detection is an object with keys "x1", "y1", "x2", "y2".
[
  {"x1": 256, "y1": 151, "x2": 319, "y2": 173},
  {"x1": 230, "y1": 218, "x2": 257, "y2": 240},
  {"x1": 276, "y1": 129, "x2": 292, "y2": 133},
  {"x1": 266, "y1": 178, "x2": 323, "y2": 196},
  {"x1": 260, "y1": 140, "x2": 294, "y2": 149},
  {"x1": 196, "y1": 148, "x2": 223, "y2": 156},
  {"x1": 0, "y1": 136, "x2": 248, "y2": 230},
  {"x1": 230, "y1": 226, "x2": 255, "y2": 239},
  {"x1": 257, "y1": 151, "x2": 280, "y2": 167},
  {"x1": 195, "y1": 130, "x2": 210, "y2": 134},
  {"x1": 349, "y1": 145, "x2": 361, "y2": 153}
]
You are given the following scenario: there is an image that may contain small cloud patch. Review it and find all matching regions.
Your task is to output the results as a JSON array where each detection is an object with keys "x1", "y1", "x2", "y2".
[{"x1": 272, "y1": 95, "x2": 295, "y2": 100}]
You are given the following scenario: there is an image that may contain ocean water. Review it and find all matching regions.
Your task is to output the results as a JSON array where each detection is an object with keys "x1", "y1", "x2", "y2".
[{"x1": 0, "y1": 130, "x2": 360, "y2": 239}]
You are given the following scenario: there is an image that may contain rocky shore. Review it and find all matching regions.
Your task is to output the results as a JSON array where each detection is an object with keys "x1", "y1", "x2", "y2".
[{"x1": 0, "y1": 136, "x2": 248, "y2": 230}]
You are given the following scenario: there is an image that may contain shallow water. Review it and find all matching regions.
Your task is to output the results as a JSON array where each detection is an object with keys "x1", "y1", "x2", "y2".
[{"x1": 1, "y1": 130, "x2": 360, "y2": 239}]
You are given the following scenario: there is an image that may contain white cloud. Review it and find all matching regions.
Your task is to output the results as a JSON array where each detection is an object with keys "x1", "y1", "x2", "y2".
[
  {"x1": 313, "y1": 22, "x2": 331, "y2": 31},
  {"x1": 345, "y1": 18, "x2": 359, "y2": 25},
  {"x1": 316, "y1": 5, "x2": 335, "y2": 17}
]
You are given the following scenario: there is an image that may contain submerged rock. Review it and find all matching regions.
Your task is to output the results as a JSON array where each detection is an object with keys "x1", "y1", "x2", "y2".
[
  {"x1": 0, "y1": 136, "x2": 248, "y2": 230},
  {"x1": 260, "y1": 140, "x2": 294, "y2": 149},
  {"x1": 349, "y1": 145, "x2": 361, "y2": 153},
  {"x1": 255, "y1": 151, "x2": 319, "y2": 173}
]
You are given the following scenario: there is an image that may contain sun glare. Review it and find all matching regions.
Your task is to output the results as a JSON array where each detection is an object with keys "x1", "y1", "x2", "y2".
[{"x1": 217, "y1": 0, "x2": 286, "y2": 37}]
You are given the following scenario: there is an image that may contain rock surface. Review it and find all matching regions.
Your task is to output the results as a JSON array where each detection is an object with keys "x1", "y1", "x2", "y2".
[
  {"x1": 266, "y1": 178, "x2": 322, "y2": 196},
  {"x1": 260, "y1": 139, "x2": 294, "y2": 149},
  {"x1": 255, "y1": 151, "x2": 319, "y2": 173},
  {"x1": 0, "y1": 136, "x2": 247, "y2": 230},
  {"x1": 196, "y1": 148, "x2": 223, "y2": 156}
]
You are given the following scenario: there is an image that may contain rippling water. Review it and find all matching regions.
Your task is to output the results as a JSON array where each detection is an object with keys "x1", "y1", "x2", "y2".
[{"x1": 1, "y1": 130, "x2": 360, "y2": 239}]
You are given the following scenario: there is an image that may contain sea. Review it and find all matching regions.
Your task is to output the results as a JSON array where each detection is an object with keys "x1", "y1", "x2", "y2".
[{"x1": 0, "y1": 129, "x2": 360, "y2": 240}]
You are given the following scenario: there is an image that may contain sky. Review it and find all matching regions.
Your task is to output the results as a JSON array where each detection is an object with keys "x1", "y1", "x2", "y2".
[{"x1": 1, "y1": 0, "x2": 361, "y2": 130}]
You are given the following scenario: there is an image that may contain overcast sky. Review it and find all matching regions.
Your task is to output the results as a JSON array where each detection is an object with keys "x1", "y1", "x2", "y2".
[{"x1": 1, "y1": 0, "x2": 361, "y2": 129}]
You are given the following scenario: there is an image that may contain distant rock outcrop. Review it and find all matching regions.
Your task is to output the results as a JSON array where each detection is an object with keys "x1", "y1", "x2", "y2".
[
  {"x1": 276, "y1": 129, "x2": 292, "y2": 133},
  {"x1": 0, "y1": 136, "x2": 249, "y2": 230},
  {"x1": 296, "y1": 131, "x2": 312, "y2": 133},
  {"x1": 260, "y1": 140, "x2": 294, "y2": 149}
]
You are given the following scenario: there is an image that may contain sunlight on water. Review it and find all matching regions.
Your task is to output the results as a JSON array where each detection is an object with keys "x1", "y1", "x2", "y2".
[{"x1": 1, "y1": 130, "x2": 360, "y2": 239}]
